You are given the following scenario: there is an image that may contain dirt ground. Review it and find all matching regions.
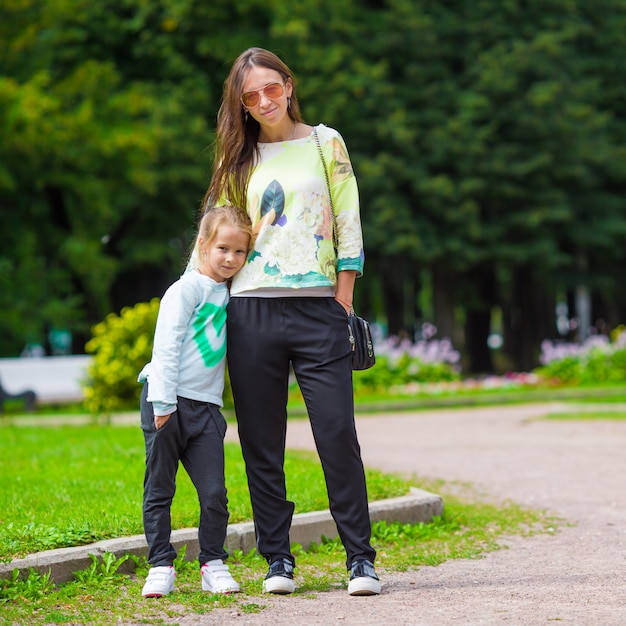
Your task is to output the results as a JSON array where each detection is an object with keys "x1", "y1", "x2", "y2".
[{"x1": 173, "y1": 402, "x2": 626, "y2": 625}]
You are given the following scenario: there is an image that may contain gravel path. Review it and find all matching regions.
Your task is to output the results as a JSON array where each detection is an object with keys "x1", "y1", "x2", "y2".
[{"x1": 182, "y1": 402, "x2": 626, "y2": 625}]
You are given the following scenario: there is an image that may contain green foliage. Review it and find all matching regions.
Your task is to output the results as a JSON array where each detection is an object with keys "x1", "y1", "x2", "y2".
[
  {"x1": 537, "y1": 355, "x2": 583, "y2": 384},
  {"x1": 2, "y1": 0, "x2": 626, "y2": 372},
  {"x1": 82, "y1": 299, "x2": 234, "y2": 415},
  {"x1": 353, "y1": 353, "x2": 460, "y2": 394},
  {"x1": 0, "y1": 523, "x2": 106, "y2": 560},
  {"x1": 73, "y1": 553, "x2": 131, "y2": 587},
  {"x1": 0, "y1": 568, "x2": 54, "y2": 604},
  {"x1": 0, "y1": 0, "x2": 215, "y2": 355},
  {"x1": 83, "y1": 299, "x2": 160, "y2": 415},
  {"x1": 317, "y1": 0, "x2": 626, "y2": 362},
  {"x1": 540, "y1": 347, "x2": 626, "y2": 385},
  {"x1": 536, "y1": 332, "x2": 626, "y2": 385}
]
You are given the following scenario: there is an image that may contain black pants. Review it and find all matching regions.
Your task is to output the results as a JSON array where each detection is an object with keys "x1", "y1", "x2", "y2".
[
  {"x1": 227, "y1": 297, "x2": 376, "y2": 569},
  {"x1": 141, "y1": 384, "x2": 229, "y2": 566}
]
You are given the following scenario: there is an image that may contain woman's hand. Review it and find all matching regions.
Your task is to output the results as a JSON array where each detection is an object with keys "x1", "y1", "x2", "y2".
[{"x1": 335, "y1": 298, "x2": 352, "y2": 314}]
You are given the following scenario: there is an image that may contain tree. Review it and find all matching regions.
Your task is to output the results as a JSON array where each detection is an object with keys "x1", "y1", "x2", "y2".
[
  {"x1": 317, "y1": 0, "x2": 626, "y2": 372},
  {"x1": 2, "y1": 0, "x2": 626, "y2": 375},
  {"x1": 0, "y1": 0, "x2": 220, "y2": 354}
]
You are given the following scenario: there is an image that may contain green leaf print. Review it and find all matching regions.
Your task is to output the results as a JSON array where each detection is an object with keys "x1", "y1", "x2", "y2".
[{"x1": 192, "y1": 302, "x2": 226, "y2": 368}]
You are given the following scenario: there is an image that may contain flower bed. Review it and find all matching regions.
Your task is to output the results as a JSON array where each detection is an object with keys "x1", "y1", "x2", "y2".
[{"x1": 537, "y1": 326, "x2": 626, "y2": 385}]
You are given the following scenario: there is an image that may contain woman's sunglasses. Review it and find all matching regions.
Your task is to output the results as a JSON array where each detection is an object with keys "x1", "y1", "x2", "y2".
[{"x1": 241, "y1": 82, "x2": 285, "y2": 108}]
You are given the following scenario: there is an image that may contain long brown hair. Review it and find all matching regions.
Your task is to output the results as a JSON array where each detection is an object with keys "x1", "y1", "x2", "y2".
[{"x1": 202, "y1": 48, "x2": 304, "y2": 212}]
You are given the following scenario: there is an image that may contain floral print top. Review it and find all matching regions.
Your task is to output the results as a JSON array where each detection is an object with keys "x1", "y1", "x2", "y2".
[{"x1": 229, "y1": 123, "x2": 364, "y2": 296}]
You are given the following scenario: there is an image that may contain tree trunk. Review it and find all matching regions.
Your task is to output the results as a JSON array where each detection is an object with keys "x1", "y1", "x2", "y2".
[
  {"x1": 463, "y1": 265, "x2": 496, "y2": 374},
  {"x1": 412, "y1": 271, "x2": 423, "y2": 340},
  {"x1": 575, "y1": 284, "x2": 592, "y2": 341},
  {"x1": 380, "y1": 256, "x2": 406, "y2": 337},
  {"x1": 431, "y1": 265, "x2": 458, "y2": 344},
  {"x1": 502, "y1": 265, "x2": 555, "y2": 371},
  {"x1": 592, "y1": 291, "x2": 621, "y2": 336}
]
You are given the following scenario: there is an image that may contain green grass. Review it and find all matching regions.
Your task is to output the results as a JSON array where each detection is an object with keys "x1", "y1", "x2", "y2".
[
  {"x1": 2, "y1": 389, "x2": 612, "y2": 624},
  {"x1": 0, "y1": 478, "x2": 558, "y2": 625},
  {"x1": 0, "y1": 399, "x2": 87, "y2": 416},
  {"x1": 0, "y1": 425, "x2": 409, "y2": 561},
  {"x1": 544, "y1": 410, "x2": 626, "y2": 420},
  {"x1": 4, "y1": 382, "x2": 626, "y2": 420},
  {"x1": 313, "y1": 383, "x2": 626, "y2": 414}
]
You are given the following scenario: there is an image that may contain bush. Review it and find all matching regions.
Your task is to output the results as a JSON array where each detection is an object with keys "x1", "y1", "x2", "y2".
[
  {"x1": 83, "y1": 299, "x2": 235, "y2": 415},
  {"x1": 353, "y1": 332, "x2": 461, "y2": 394},
  {"x1": 83, "y1": 300, "x2": 160, "y2": 415},
  {"x1": 536, "y1": 329, "x2": 626, "y2": 385}
]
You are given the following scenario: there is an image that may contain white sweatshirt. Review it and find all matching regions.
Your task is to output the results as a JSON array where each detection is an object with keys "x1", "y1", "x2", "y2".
[{"x1": 138, "y1": 270, "x2": 229, "y2": 415}]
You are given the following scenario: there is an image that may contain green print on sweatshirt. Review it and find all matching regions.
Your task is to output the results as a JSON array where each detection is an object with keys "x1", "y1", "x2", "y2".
[{"x1": 192, "y1": 302, "x2": 226, "y2": 367}]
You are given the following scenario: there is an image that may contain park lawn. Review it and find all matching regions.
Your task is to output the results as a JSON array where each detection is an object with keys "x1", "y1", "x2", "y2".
[
  {"x1": 544, "y1": 410, "x2": 626, "y2": 420},
  {"x1": 3, "y1": 382, "x2": 626, "y2": 418},
  {"x1": 302, "y1": 382, "x2": 626, "y2": 413},
  {"x1": 0, "y1": 424, "x2": 410, "y2": 561},
  {"x1": 1, "y1": 384, "x2": 623, "y2": 561},
  {"x1": 0, "y1": 406, "x2": 566, "y2": 624}
]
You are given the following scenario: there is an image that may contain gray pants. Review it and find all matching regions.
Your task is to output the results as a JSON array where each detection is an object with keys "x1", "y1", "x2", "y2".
[
  {"x1": 226, "y1": 297, "x2": 376, "y2": 569},
  {"x1": 141, "y1": 384, "x2": 229, "y2": 566}
]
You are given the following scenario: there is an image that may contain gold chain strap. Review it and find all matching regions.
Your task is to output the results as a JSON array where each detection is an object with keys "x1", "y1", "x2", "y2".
[{"x1": 313, "y1": 127, "x2": 338, "y2": 250}]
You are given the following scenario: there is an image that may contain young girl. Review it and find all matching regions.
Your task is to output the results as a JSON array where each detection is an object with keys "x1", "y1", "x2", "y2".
[{"x1": 138, "y1": 205, "x2": 253, "y2": 598}]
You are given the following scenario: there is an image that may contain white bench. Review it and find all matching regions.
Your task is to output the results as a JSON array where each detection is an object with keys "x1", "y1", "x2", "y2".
[{"x1": 0, "y1": 355, "x2": 92, "y2": 406}]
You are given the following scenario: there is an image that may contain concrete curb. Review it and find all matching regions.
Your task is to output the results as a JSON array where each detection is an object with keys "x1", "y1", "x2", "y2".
[{"x1": 0, "y1": 488, "x2": 443, "y2": 585}]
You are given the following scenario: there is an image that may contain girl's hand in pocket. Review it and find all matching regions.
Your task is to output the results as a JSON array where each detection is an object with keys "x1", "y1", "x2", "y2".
[{"x1": 154, "y1": 413, "x2": 172, "y2": 430}]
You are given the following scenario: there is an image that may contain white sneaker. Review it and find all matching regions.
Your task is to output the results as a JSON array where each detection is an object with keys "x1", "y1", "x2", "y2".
[
  {"x1": 141, "y1": 565, "x2": 176, "y2": 597},
  {"x1": 201, "y1": 560, "x2": 240, "y2": 594}
]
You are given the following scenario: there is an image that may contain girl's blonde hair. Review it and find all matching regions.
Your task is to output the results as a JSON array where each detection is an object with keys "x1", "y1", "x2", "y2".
[
  {"x1": 202, "y1": 47, "x2": 304, "y2": 211},
  {"x1": 197, "y1": 204, "x2": 254, "y2": 254}
]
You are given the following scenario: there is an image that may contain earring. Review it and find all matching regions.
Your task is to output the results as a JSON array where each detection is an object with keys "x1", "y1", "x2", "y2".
[
  {"x1": 287, "y1": 97, "x2": 292, "y2": 109},
  {"x1": 244, "y1": 110, "x2": 249, "y2": 121}
]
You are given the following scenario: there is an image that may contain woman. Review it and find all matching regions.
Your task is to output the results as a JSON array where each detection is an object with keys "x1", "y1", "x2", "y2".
[{"x1": 195, "y1": 47, "x2": 380, "y2": 596}]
